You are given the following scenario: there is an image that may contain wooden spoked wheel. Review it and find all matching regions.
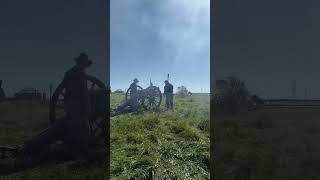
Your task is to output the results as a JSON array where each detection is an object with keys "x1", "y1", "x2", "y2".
[{"x1": 49, "y1": 75, "x2": 108, "y2": 141}]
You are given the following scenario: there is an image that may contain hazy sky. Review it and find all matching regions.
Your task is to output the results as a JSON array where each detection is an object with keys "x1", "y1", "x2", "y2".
[
  {"x1": 216, "y1": 0, "x2": 320, "y2": 99},
  {"x1": 0, "y1": 0, "x2": 107, "y2": 96},
  {"x1": 111, "y1": 0, "x2": 210, "y2": 93},
  {"x1": 3, "y1": 0, "x2": 319, "y2": 98}
]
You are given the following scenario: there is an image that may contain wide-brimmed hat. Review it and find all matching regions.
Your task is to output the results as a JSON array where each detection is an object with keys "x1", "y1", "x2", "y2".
[
  {"x1": 133, "y1": 78, "x2": 139, "y2": 82},
  {"x1": 74, "y1": 53, "x2": 93, "y2": 67}
]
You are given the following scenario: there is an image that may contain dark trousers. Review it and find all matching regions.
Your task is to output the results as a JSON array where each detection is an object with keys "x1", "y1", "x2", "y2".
[
  {"x1": 64, "y1": 105, "x2": 90, "y2": 159},
  {"x1": 130, "y1": 95, "x2": 138, "y2": 112},
  {"x1": 165, "y1": 93, "x2": 173, "y2": 110}
]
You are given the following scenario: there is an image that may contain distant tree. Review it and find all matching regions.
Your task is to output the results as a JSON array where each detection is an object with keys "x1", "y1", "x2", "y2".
[
  {"x1": 113, "y1": 89, "x2": 125, "y2": 94},
  {"x1": 176, "y1": 86, "x2": 190, "y2": 98},
  {"x1": 214, "y1": 76, "x2": 252, "y2": 114}
]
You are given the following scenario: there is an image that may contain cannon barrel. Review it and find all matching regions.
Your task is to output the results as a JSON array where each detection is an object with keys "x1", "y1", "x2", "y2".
[{"x1": 0, "y1": 146, "x2": 18, "y2": 159}]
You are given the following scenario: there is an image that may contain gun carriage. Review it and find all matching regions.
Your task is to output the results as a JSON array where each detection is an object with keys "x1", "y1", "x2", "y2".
[
  {"x1": 0, "y1": 75, "x2": 109, "y2": 159},
  {"x1": 112, "y1": 81, "x2": 162, "y2": 115}
]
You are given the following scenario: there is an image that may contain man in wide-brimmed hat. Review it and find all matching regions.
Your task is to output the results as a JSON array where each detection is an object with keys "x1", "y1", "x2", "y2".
[
  {"x1": 74, "y1": 53, "x2": 93, "y2": 68},
  {"x1": 16, "y1": 53, "x2": 93, "y2": 166},
  {"x1": 11, "y1": 53, "x2": 92, "y2": 167},
  {"x1": 61, "y1": 52, "x2": 93, "y2": 159},
  {"x1": 129, "y1": 78, "x2": 139, "y2": 112}
]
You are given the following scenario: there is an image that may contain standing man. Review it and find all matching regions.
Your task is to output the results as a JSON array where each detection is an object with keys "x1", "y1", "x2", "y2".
[
  {"x1": 164, "y1": 80, "x2": 174, "y2": 111},
  {"x1": 0, "y1": 80, "x2": 5, "y2": 102},
  {"x1": 61, "y1": 52, "x2": 92, "y2": 160},
  {"x1": 17, "y1": 53, "x2": 93, "y2": 166},
  {"x1": 129, "y1": 78, "x2": 139, "y2": 112}
]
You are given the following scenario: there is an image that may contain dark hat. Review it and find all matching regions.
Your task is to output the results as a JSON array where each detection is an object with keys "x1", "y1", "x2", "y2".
[
  {"x1": 74, "y1": 53, "x2": 93, "y2": 67},
  {"x1": 133, "y1": 78, "x2": 139, "y2": 82},
  {"x1": 164, "y1": 80, "x2": 169, "y2": 83}
]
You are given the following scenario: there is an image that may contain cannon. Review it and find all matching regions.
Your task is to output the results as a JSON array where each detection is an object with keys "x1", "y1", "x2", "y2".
[
  {"x1": 112, "y1": 81, "x2": 162, "y2": 115},
  {"x1": 49, "y1": 75, "x2": 109, "y2": 142},
  {"x1": 0, "y1": 75, "x2": 109, "y2": 160}
]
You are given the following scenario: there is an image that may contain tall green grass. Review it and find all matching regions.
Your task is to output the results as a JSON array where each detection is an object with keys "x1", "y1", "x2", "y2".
[
  {"x1": 214, "y1": 108, "x2": 320, "y2": 180},
  {"x1": 0, "y1": 100, "x2": 105, "y2": 179},
  {"x1": 110, "y1": 94, "x2": 210, "y2": 179}
]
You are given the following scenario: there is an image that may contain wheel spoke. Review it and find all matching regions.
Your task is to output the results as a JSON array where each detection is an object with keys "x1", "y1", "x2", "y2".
[
  {"x1": 60, "y1": 89, "x2": 66, "y2": 97},
  {"x1": 50, "y1": 75, "x2": 107, "y2": 137},
  {"x1": 91, "y1": 127, "x2": 98, "y2": 135},
  {"x1": 89, "y1": 122, "x2": 95, "y2": 132},
  {"x1": 97, "y1": 119, "x2": 106, "y2": 128},
  {"x1": 90, "y1": 82, "x2": 96, "y2": 90}
]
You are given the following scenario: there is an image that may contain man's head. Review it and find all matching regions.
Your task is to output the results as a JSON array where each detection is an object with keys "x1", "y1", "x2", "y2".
[
  {"x1": 164, "y1": 80, "x2": 169, "y2": 85},
  {"x1": 133, "y1": 78, "x2": 139, "y2": 84},
  {"x1": 74, "y1": 53, "x2": 93, "y2": 70}
]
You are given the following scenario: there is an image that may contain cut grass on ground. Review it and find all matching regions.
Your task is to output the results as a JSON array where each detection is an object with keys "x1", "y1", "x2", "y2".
[
  {"x1": 110, "y1": 94, "x2": 210, "y2": 179},
  {"x1": 214, "y1": 108, "x2": 320, "y2": 180},
  {"x1": 0, "y1": 101, "x2": 105, "y2": 179}
]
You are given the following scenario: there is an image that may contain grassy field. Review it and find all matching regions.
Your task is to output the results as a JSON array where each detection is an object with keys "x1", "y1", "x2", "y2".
[
  {"x1": 0, "y1": 100, "x2": 106, "y2": 180},
  {"x1": 110, "y1": 93, "x2": 210, "y2": 179},
  {"x1": 3, "y1": 95, "x2": 318, "y2": 179},
  {"x1": 214, "y1": 107, "x2": 320, "y2": 180}
]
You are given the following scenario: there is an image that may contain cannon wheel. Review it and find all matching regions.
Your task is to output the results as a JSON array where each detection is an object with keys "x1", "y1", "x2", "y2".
[
  {"x1": 125, "y1": 85, "x2": 144, "y2": 107},
  {"x1": 143, "y1": 86, "x2": 162, "y2": 110},
  {"x1": 49, "y1": 75, "x2": 107, "y2": 141}
]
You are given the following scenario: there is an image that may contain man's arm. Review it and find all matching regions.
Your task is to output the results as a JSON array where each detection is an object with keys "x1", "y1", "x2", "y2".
[
  {"x1": 170, "y1": 84, "x2": 174, "y2": 93},
  {"x1": 129, "y1": 83, "x2": 135, "y2": 91}
]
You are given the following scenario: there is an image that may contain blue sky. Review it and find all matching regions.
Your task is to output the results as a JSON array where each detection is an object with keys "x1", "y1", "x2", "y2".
[{"x1": 110, "y1": 0, "x2": 210, "y2": 93}]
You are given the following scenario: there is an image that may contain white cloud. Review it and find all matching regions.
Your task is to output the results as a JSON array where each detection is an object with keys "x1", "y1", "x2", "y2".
[
  {"x1": 156, "y1": 0, "x2": 210, "y2": 68},
  {"x1": 111, "y1": 0, "x2": 210, "y2": 91}
]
